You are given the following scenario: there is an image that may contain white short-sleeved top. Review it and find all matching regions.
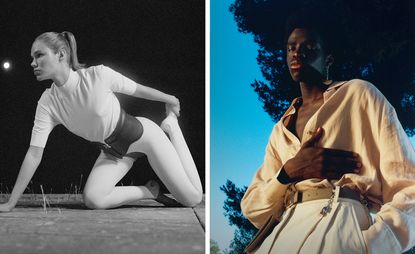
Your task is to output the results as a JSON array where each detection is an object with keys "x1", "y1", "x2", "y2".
[{"x1": 30, "y1": 65, "x2": 137, "y2": 148}]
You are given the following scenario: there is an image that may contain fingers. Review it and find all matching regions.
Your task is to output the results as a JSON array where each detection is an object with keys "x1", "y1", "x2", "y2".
[
  {"x1": 322, "y1": 156, "x2": 362, "y2": 176},
  {"x1": 171, "y1": 104, "x2": 180, "y2": 117},
  {"x1": 321, "y1": 148, "x2": 359, "y2": 159},
  {"x1": 301, "y1": 148, "x2": 362, "y2": 180},
  {"x1": 165, "y1": 104, "x2": 172, "y2": 115},
  {"x1": 302, "y1": 127, "x2": 324, "y2": 148},
  {"x1": 165, "y1": 104, "x2": 180, "y2": 117},
  {"x1": 0, "y1": 204, "x2": 13, "y2": 212},
  {"x1": 325, "y1": 157, "x2": 361, "y2": 180},
  {"x1": 293, "y1": 126, "x2": 364, "y2": 181},
  {"x1": 173, "y1": 106, "x2": 180, "y2": 117},
  {"x1": 165, "y1": 97, "x2": 180, "y2": 117}
]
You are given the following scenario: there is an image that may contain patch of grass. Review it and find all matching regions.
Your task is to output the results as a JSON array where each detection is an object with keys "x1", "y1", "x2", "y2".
[
  {"x1": 64, "y1": 174, "x2": 84, "y2": 195},
  {"x1": 0, "y1": 182, "x2": 10, "y2": 194},
  {"x1": 1, "y1": 175, "x2": 86, "y2": 214},
  {"x1": 40, "y1": 184, "x2": 48, "y2": 214}
]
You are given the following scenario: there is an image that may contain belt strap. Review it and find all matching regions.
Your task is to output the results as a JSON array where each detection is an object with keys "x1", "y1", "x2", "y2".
[{"x1": 286, "y1": 187, "x2": 361, "y2": 207}]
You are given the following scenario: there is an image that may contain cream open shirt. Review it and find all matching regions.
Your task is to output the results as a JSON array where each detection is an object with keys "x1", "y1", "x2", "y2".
[{"x1": 241, "y1": 79, "x2": 415, "y2": 253}]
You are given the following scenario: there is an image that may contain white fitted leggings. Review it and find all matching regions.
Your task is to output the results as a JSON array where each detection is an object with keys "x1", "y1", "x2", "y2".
[{"x1": 82, "y1": 117, "x2": 203, "y2": 208}]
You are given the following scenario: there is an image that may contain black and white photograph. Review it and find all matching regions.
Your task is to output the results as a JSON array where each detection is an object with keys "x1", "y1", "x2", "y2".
[{"x1": 0, "y1": 1, "x2": 205, "y2": 253}]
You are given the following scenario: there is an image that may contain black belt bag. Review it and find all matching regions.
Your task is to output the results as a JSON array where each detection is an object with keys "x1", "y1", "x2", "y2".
[{"x1": 94, "y1": 109, "x2": 144, "y2": 159}]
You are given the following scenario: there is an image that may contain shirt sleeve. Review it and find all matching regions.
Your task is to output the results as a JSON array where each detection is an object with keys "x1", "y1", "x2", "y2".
[
  {"x1": 362, "y1": 86, "x2": 415, "y2": 253},
  {"x1": 29, "y1": 101, "x2": 58, "y2": 148},
  {"x1": 241, "y1": 125, "x2": 290, "y2": 229},
  {"x1": 101, "y1": 65, "x2": 137, "y2": 96}
]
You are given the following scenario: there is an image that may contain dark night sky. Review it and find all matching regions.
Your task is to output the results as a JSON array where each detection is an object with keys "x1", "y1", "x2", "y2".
[{"x1": 0, "y1": 0, "x2": 205, "y2": 193}]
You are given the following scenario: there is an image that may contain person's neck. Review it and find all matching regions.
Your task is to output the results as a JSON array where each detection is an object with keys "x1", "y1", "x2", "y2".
[
  {"x1": 53, "y1": 66, "x2": 71, "y2": 87},
  {"x1": 299, "y1": 80, "x2": 330, "y2": 105}
]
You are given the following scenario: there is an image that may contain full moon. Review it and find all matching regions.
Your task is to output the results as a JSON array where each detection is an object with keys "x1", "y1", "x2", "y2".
[{"x1": 2, "y1": 61, "x2": 11, "y2": 70}]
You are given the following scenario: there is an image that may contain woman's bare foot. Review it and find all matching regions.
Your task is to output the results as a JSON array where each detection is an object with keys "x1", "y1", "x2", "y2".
[
  {"x1": 145, "y1": 180, "x2": 160, "y2": 199},
  {"x1": 146, "y1": 180, "x2": 181, "y2": 206}
]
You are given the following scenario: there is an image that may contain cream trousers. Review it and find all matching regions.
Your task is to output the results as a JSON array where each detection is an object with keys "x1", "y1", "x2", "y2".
[{"x1": 256, "y1": 198, "x2": 372, "y2": 254}]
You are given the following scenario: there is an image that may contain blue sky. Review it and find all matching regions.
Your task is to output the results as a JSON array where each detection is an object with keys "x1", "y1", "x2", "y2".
[
  {"x1": 210, "y1": 0, "x2": 415, "y2": 251},
  {"x1": 211, "y1": 0, "x2": 274, "y2": 250}
]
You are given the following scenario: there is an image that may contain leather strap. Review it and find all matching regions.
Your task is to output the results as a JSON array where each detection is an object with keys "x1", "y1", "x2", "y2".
[{"x1": 286, "y1": 187, "x2": 361, "y2": 207}]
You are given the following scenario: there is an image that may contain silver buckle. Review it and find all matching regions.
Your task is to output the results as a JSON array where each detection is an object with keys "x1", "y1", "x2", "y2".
[{"x1": 321, "y1": 186, "x2": 339, "y2": 216}]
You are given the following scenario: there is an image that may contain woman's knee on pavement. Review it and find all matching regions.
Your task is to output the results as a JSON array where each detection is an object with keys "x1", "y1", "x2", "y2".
[
  {"x1": 178, "y1": 189, "x2": 203, "y2": 207},
  {"x1": 83, "y1": 191, "x2": 109, "y2": 210}
]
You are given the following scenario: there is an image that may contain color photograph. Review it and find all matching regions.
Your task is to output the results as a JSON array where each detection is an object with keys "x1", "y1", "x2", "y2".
[{"x1": 211, "y1": 0, "x2": 415, "y2": 253}]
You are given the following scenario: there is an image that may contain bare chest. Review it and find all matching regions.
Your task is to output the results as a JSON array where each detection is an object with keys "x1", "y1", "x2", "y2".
[{"x1": 286, "y1": 103, "x2": 322, "y2": 141}]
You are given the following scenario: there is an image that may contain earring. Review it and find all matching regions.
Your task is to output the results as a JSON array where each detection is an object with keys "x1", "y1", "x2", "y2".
[{"x1": 326, "y1": 64, "x2": 330, "y2": 80}]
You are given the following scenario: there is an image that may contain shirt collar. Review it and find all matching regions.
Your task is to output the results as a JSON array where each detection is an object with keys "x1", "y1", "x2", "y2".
[
  {"x1": 55, "y1": 69, "x2": 79, "y2": 94},
  {"x1": 283, "y1": 80, "x2": 349, "y2": 118},
  {"x1": 326, "y1": 80, "x2": 348, "y2": 92},
  {"x1": 323, "y1": 80, "x2": 348, "y2": 101}
]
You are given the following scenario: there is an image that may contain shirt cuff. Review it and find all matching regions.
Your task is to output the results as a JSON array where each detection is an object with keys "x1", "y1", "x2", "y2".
[
  {"x1": 276, "y1": 167, "x2": 292, "y2": 184},
  {"x1": 362, "y1": 220, "x2": 401, "y2": 254}
]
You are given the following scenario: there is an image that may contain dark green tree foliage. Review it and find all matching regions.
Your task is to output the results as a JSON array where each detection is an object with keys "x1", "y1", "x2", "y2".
[
  {"x1": 224, "y1": 228, "x2": 257, "y2": 254},
  {"x1": 230, "y1": 0, "x2": 415, "y2": 135},
  {"x1": 210, "y1": 239, "x2": 221, "y2": 254},
  {"x1": 220, "y1": 180, "x2": 257, "y2": 253}
]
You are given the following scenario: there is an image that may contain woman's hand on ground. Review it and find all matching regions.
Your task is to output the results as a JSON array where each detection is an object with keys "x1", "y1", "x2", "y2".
[
  {"x1": 0, "y1": 202, "x2": 13, "y2": 212},
  {"x1": 283, "y1": 127, "x2": 362, "y2": 182}
]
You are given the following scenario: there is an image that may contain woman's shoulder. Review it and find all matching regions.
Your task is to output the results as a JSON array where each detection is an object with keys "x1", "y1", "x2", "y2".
[
  {"x1": 75, "y1": 65, "x2": 118, "y2": 86},
  {"x1": 37, "y1": 87, "x2": 54, "y2": 105},
  {"x1": 77, "y1": 64, "x2": 105, "y2": 75}
]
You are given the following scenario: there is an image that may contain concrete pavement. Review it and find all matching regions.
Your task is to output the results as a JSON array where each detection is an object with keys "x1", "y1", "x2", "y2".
[{"x1": 0, "y1": 194, "x2": 205, "y2": 254}]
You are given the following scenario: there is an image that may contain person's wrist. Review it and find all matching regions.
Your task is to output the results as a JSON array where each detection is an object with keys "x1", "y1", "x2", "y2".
[{"x1": 167, "y1": 95, "x2": 177, "y2": 105}]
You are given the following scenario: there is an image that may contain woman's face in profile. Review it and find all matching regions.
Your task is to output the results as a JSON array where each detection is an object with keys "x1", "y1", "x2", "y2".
[
  {"x1": 30, "y1": 40, "x2": 59, "y2": 81},
  {"x1": 286, "y1": 28, "x2": 326, "y2": 83}
]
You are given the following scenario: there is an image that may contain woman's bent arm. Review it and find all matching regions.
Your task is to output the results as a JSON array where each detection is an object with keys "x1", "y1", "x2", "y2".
[
  {"x1": 133, "y1": 84, "x2": 177, "y2": 104},
  {"x1": 0, "y1": 145, "x2": 44, "y2": 211},
  {"x1": 133, "y1": 84, "x2": 180, "y2": 116}
]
